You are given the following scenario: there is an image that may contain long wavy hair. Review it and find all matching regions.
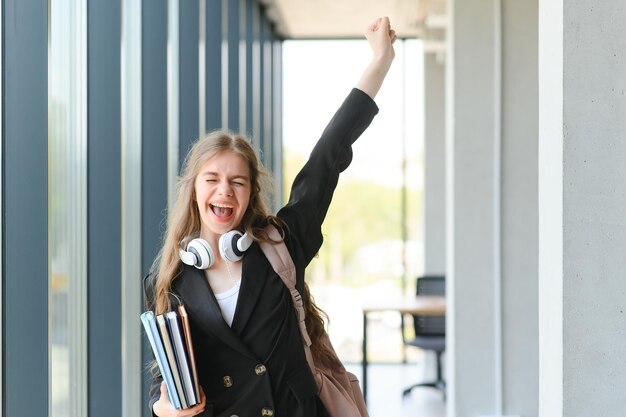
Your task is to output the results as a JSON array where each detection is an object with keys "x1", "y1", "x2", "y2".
[{"x1": 149, "y1": 130, "x2": 341, "y2": 370}]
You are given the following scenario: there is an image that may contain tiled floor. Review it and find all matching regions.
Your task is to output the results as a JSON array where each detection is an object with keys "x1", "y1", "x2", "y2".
[{"x1": 346, "y1": 363, "x2": 446, "y2": 417}]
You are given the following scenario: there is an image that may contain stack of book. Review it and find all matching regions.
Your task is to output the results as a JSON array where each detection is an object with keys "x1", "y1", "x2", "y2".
[{"x1": 141, "y1": 305, "x2": 200, "y2": 409}]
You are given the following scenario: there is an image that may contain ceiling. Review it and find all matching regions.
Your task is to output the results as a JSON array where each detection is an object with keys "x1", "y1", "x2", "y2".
[{"x1": 262, "y1": 0, "x2": 447, "y2": 41}]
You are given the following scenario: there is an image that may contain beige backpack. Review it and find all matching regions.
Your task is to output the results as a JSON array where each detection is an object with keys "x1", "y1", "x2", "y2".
[{"x1": 260, "y1": 225, "x2": 369, "y2": 417}]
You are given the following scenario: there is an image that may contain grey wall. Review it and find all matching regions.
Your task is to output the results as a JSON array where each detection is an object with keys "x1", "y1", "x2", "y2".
[
  {"x1": 539, "y1": 1, "x2": 626, "y2": 416},
  {"x1": 447, "y1": 0, "x2": 539, "y2": 416}
]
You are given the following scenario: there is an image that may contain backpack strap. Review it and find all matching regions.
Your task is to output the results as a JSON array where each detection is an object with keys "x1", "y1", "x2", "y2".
[
  {"x1": 260, "y1": 226, "x2": 370, "y2": 417},
  {"x1": 259, "y1": 225, "x2": 315, "y2": 369}
]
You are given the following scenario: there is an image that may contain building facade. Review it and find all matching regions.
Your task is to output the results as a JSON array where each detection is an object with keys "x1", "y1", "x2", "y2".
[{"x1": 2, "y1": 1, "x2": 282, "y2": 416}]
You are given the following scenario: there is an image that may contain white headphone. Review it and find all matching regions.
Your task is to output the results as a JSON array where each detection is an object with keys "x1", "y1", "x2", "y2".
[{"x1": 179, "y1": 230, "x2": 253, "y2": 269}]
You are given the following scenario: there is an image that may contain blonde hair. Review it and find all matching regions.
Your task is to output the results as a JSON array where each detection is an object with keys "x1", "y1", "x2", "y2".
[{"x1": 150, "y1": 130, "x2": 279, "y2": 314}]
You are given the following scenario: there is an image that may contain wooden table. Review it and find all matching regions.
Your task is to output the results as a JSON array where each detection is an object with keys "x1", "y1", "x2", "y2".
[{"x1": 361, "y1": 296, "x2": 446, "y2": 401}]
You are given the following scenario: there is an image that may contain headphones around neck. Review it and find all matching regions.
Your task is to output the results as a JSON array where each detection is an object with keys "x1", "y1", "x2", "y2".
[{"x1": 179, "y1": 230, "x2": 253, "y2": 269}]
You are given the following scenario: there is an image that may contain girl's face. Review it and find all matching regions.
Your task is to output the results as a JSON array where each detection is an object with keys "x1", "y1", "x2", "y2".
[{"x1": 194, "y1": 150, "x2": 251, "y2": 239}]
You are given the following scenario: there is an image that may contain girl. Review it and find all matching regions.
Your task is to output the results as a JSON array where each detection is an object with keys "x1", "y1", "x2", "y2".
[{"x1": 145, "y1": 17, "x2": 396, "y2": 417}]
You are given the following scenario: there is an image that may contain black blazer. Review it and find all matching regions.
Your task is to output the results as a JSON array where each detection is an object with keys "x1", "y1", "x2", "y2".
[{"x1": 144, "y1": 88, "x2": 379, "y2": 417}]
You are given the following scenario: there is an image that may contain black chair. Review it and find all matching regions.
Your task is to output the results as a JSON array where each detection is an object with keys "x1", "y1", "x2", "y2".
[{"x1": 401, "y1": 275, "x2": 446, "y2": 398}]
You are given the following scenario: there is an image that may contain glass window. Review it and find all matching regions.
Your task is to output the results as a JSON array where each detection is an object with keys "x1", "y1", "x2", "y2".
[
  {"x1": 120, "y1": 1, "x2": 143, "y2": 414},
  {"x1": 282, "y1": 39, "x2": 424, "y2": 363},
  {"x1": 48, "y1": 0, "x2": 88, "y2": 415}
]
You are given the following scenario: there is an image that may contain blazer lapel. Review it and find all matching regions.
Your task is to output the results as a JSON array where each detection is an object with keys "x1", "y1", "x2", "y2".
[
  {"x1": 174, "y1": 265, "x2": 257, "y2": 361},
  {"x1": 230, "y1": 244, "x2": 267, "y2": 334}
]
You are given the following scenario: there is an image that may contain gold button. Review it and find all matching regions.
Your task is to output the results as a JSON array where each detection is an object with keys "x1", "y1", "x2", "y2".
[
  {"x1": 223, "y1": 375, "x2": 233, "y2": 388},
  {"x1": 254, "y1": 364, "x2": 267, "y2": 376},
  {"x1": 261, "y1": 407, "x2": 274, "y2": 416}
]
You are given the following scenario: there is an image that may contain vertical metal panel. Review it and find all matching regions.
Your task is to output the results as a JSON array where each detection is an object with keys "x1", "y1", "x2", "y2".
[
  {"x1": 198, "y1": 0, "x2": 206, "y2": 135},
  {"x1": 49, "y1": 0, "x2": 88, "y2": 415},
  {"x1": 205, "y1": 0, "x2": 222, "y2": 131},
  {"x1": 141, "y1": 1, "x2": 168, "y2": 278},
  {"x1": 87, "y1": 0, "x2": 122, "y2": 416},
  {"x1": 142, "y1": 0, "x2": 168, "y2": 268},
  {"x1": 141, "y1": 10, "x2": 169, "y2": 417},
  {"x1": 251, "y1": 2, "x2": 261, "y2": 146},
  {"x1": 221, "y1": 0, "x2": 228, "y2": 128},
  {"x1": 179, "y1": 0, "x2": 199, "y2": 165},
  {"x1": 227, "y1": 0, "x2": 239, "y2": 129},
  {"x1": 271, "y1": 37, "x2": 283, "y2": 209},
  {"x1": 238, "y1": 0, "x2": 246, "y2": 132},
  {"x1": 258, "y1": 8, "x2": 266, "y2": 158},
  {"x1": 3, "y1": 1, "x2": 48, "y2": 416},
  {"x1": 256, "y1": 6, "x2": 267, "y2": 161},
  {"x1": 121, "y1": 0, "x2": 142, "y2": 416},
  {"x1": 262, "y1": 18, "x2": 273, "y2": 168},
  {"x1": 141, "y1": 3, "x2": 169, "y2": 414},
  {"x1": 0, "y1": 2, "x2": 4, "y2": 413},
  {"x1": 245, "y1": 0, "x2": 255, "y2": 139}
]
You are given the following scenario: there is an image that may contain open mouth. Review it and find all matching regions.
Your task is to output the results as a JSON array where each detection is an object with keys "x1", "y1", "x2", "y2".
[{"x1": 210, "y1": 203, "x2": 234, "y2": 218}]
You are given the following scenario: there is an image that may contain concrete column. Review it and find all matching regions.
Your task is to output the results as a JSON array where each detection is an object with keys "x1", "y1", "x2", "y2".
[
  {"x1": 423, "y1": 53, "x2": 446, "y2": 275},
  {"x1": 447, "y1": 1, "x2": 498, "y2": 413},
  {"x1": 538, "y1": 1, "x2": 626, "y2": 417},
  {"x1": 448, "y1": 0, "x2": 538, "y2": 416},
  {"x1": 501, "y1": 2, "x2": 538, "y2": 415}
]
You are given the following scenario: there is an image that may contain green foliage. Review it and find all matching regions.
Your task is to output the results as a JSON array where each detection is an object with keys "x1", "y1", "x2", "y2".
[{"x1": 283, "y1": 148, "x2": 423, "y2": 288}]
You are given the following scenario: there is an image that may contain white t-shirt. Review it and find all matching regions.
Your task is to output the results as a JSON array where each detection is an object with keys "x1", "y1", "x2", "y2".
[{"x1": 214, "y1": 280, "x2": 241, "y2": 327}]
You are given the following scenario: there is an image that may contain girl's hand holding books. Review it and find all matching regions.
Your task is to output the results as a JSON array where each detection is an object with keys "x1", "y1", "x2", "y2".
[{"x1": 153, "y1": 381, "x2": 206, "y2": 417}]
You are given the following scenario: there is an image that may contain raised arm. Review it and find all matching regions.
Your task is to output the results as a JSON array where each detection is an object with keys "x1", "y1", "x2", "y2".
[
  {"x1": 356, "y1": 16, "x2": 397, "y2": 99},
  {"x1": 278, "y1": 17, "x2": 396, "y2": 267}
]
